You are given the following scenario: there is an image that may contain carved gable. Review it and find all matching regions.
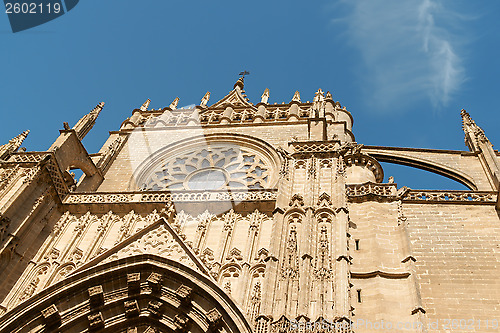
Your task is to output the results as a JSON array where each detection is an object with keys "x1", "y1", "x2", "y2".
[
  {"x1": 205, "y1": 80, "x2": 256, "y2": 110},
  {"x1": 74, "y1": 217, "x2": 211, "y2": 276}
]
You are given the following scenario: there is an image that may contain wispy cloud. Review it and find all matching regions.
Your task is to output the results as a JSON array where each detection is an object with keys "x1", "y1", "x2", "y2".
[{"x1": 334, "y1": 0, "x2": 466, "y2": 110}]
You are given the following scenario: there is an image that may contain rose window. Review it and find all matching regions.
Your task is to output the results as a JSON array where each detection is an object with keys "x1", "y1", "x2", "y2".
[{"x1": 140, "y1": 145, "x2": 271, "y2": 191}]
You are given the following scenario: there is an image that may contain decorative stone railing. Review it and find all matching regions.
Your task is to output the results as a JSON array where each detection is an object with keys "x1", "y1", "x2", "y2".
[
  {"x1": 346, "y1": 183, "x2": 397, "y2": 201},
  {"x1": 346, "y1": 184, "x2": 497, "y2": 204},
  {"x1": 291, "y1": 141, "x2": 338, "y2": 154},
  {"x1": 63, "y1": 189, "x2": 278, "y2": 205},
  {"x1": 402, "y1": 190, "x2": 497, "y2": 204},
  {"x1": 7, "y1": 152, "x2": 49, "y2": 163}
]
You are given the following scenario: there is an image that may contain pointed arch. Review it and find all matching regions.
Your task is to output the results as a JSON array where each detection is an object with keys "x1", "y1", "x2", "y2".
[{"x1": 0, "y1": 255, "x2": 252, "y2": 333}]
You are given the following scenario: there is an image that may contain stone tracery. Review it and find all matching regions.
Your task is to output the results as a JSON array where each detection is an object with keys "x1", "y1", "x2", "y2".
[{"x1": 140, "y1": 144, "x2": 271, "y2": 191}]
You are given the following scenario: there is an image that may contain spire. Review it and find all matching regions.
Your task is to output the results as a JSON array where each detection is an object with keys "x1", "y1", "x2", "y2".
[
  {"x1": 0, "y1": 130, "x2": 29, "y2": 160},
  {"x1": 140, "y1": 99, "x2": 151, "y2": 111},
  {"x1": 292, "y1": 91, "x2": 301, "y2": 103},
  {"x1": 325, "y1": 91, "x2": 332, "y2": 100},
  {"x1": 261, "y1": 88, "x2": 270, "y2": 104},
  {"x1": 169, "y1": 97, "x2": 179, "y2": 110},
  {"x1": 461, "y1": 109, "x2": 489, "y2": 151},
  {"x1": 73, "y1": 102, "x2": 104, "y2": 141},
  {"x1": 200, "y1": 92, "x2": 211, "y2": 107}
]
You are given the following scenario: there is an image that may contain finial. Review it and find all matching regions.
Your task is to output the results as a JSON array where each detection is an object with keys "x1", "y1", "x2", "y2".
[
  {"x1": 200, "y1": 92, "x2": 211, "y2": 107},
  {"x1": 93, "y1": 102, "x2": 105, "y2": 111},
  {"x1": 140, "y1": 99, "x2": 151, "y2": 111},
  {"x1": 292, "y1": 91, "x2": 301, "y2": 103},
  {"x1": 73, "y1": 102, "x2": 105, "y2": 140},
  {"x1": 325, "y1": 91, "x2": 332, "y2": 100},
  {"x1": 12, "y1": 130, "x2": 30, "y2": 144},
  {"x1": 261, "y1": 88, "x2": 270, "y2": 104},
  {"x1": 314, "y1": 89, "x2": 324, "y2": 102},
  {"x1": 234, "y1": 77, "x2": 245, "y2": 90},
  {"x1": 0, "y1": 130, "x2": 30, "y2": 160},
  {"x1": 169, "y1": 97, "x2": 179, "y2": 110},
  {"x1": 460, "y1": 108, "x2": 490, "y2": 151}
]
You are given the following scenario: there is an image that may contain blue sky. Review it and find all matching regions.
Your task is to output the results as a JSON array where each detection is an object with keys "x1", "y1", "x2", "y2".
[{"x1": 1, "y1": 0, "x2": 499, "y2": 190}]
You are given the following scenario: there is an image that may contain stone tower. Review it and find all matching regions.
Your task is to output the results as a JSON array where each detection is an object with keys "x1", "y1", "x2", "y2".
[{"x1": 0, "y1": 79, "x2": 498, "y2": 333}]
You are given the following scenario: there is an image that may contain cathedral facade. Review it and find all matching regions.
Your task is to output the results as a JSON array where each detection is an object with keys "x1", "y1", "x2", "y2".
[{"x1": 0, "y1": 79, "x2": 499, "y2": 333}]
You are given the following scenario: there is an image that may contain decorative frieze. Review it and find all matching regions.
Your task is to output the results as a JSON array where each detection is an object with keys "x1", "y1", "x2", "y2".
[{"x1": 64, "y1": 189, "x2": 277, "y2": 205}]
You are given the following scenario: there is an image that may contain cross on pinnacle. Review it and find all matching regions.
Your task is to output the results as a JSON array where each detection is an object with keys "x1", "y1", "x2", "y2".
[{"x1": 239, "y1": 70, "x2": 250, "y2": 79}]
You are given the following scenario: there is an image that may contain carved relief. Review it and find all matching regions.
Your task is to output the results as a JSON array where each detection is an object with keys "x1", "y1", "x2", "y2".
[
  {"x1": 248, "y1": 281, "x2": 261, "y2": 324},
  {"x1": 219, "y1": 266, "x2": 241, "y2": 296},
  {"x1": 226, "y1": 248, "x2": 243, "y2": 261},
  {"x1": 281, "y1": 224, "x2": 299, "y2": 280},
  {"x1": 103, "y1": 224, "x2": 198, "y2": 271},
  {"x1": 18, "y1": 265, "x2": 49, "y2": 303},
  {"x1": 247, "y1": 266, "x2": 265, "y2": 324},
  {"x1": 53, "y1": 263, "x2": 76, "y2": 282},
  {"x1": 314, "y1": 225, "x2": 332, "y2": 281},
  {"x1": 270, "y1": 316, "x2": 291, "y2": 333},
  {"x1": 96, "y1": 136, "x2": 124, "y2": 172}
]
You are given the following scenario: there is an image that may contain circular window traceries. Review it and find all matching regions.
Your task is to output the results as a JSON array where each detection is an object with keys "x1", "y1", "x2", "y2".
[{"x1": 140, "y1": 144, "x2": 271, "y2": 191}]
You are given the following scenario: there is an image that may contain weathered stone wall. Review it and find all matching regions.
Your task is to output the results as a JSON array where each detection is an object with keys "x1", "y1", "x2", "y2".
[
  {"x1": 405, "y1": 203, "x2": 500, "y2": 332},
  {"x1": 349, "y1": 201, "x2": 417, "y2": 331}
]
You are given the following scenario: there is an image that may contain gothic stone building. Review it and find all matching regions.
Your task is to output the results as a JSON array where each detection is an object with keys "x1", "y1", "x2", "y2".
[{"x1": 0, "y1": 79, "x2": 499, "y2": 333}]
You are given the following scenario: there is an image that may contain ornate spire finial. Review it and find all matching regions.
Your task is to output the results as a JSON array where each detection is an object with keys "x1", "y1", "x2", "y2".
[
  {"x1": 234, "y1": 77, "x2": 245, "y2": 90},
  {"x1": 314, "y1": 89, "x2": 324, "y2": 102},
  {"x1": 169, "y1": 97, "x2": 179, "y2": 110},
  {"x1": 200, "y1": 92, "x2": 211, "y2": 107},
  {"x1": 461, "y1": 109, "x2": 489, "y2": 151},
  {"x1": 140, "y1": 99, "x2": 151, "y2": 111},
  {"x1": 313, "y1": 89, "x2": 325, "y2": 117},
  {"x1": 292, "y1": 91, "x2": 301, "y2": 103},
  {"x1": 0, "y1": 130, "x2": 30, "y2": 160},
  {"x1": 325, "y1": 91, "x2": 332, "y2": 100},
  {"x1": 234, "y1": 70, "x2": 249, "y2": 90},
  {"x1": 261, "y1": 88, "x2": 270, "y2": 104},
  {"x1": 73, "y1": 102, "x2": 105, "y2": 140}
]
